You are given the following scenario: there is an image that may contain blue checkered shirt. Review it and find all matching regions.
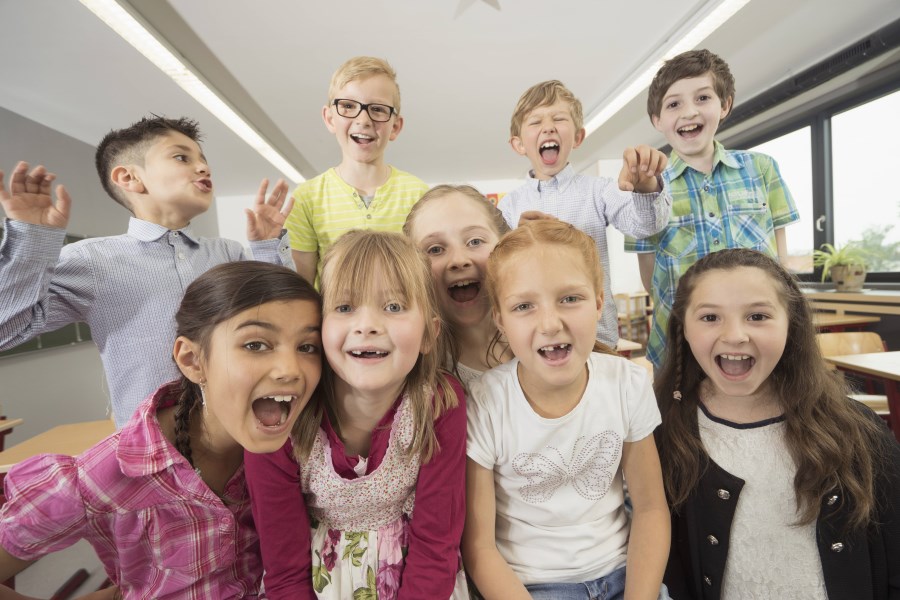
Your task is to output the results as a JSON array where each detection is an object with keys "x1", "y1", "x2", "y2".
[
  {"x1": 0, "y1": 217, "x2": 293, "y2": 427},
  {"x1": 500, "y1": 164, "x2": 671, "y2": 346},
  {"x1": 625, "y1": 143, "x2": 800, "y2": 369}
]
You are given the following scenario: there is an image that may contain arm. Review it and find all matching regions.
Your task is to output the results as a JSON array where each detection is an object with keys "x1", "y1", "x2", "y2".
[
  {"x1": 774, "y1": 227, "x2": 788, "y2": 262},
  {"x1": 461, "y1": 459, "x2": 531, "y2": 600},
  {"x1": 0, "y1": 547, "x2": 36, "y2": 592},
  {"x1": 637, "y1": 253, "x2": 655, "y2": 295},
  {"x1": 293, "y1": 250, "x2": 318, "y2": 286},
  {"x1": 397, "y1": 382, "x2": 467, "y2": 599},
  {"x1": 244, "y1": 442, "x2": 316, "y2": 600},
  {"x1": 243, "y1": 178, "x2": 295, "y2": 269},
  {"x1": 621, "y1": 435, "x2": 670, "y2": 600},
  {"x1": 603, "y1": 147, "x2": 671, "y2": 239}
]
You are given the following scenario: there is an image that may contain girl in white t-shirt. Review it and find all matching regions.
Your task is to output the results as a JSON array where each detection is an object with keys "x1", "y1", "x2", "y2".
[
  {"x1": 462, "y1": 220, "x2": 670, "y2": 600},
  {"x1": 404, "y1": 185, "x2": 513, "y2": 388}
]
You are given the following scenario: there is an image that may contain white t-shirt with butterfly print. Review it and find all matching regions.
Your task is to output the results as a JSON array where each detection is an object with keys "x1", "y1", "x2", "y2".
[{"x1": 466, "y1": 353, "x2": 661, "y2": 586}]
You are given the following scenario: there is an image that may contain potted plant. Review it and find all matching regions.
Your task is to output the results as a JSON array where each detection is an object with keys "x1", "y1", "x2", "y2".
[{"x1": 812, "y1": 242, "x2": 868, "y2": 292}]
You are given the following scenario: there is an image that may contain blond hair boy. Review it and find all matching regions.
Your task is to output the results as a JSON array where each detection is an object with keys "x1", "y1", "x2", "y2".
[{"x1": 286, "y1": 56, "x2": 428, "y2": 285}]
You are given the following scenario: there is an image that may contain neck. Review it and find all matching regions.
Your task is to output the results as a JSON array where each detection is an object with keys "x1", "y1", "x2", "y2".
[
  {"x1": 132, "y1": 206, "x2": 197, "y2": 231},
  {"x1": 456, "y1": 315, "x2": 509, "y2": 371},
  {"x1": 331, "y1": 377, "x2": 401, "y2": 455},
  {"x1": 335, "y1": 161, "x2": 391, "y2": 196},
  {"x1": 517, "y1": 361, "x2": 588, "y2": 419},
  {"x1": 699, "y1": 379, "x2": 782, "y2": 424},
  {"x1": 681, "y1": 146, "x2": 716, "y2": 175}
]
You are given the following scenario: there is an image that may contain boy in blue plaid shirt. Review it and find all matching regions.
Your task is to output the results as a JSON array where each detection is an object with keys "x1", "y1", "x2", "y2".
[{"x1": 626, "y1": 49, "x2": 800, "y2": 370}]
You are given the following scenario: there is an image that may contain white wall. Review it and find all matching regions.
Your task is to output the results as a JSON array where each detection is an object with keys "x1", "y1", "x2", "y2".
[{"x1": 0, "y1": 107, "x2": 220, "y2": 444}]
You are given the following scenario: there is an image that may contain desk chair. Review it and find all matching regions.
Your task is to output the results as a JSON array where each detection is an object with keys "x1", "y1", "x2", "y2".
[
  {"x1": 615, "y1": 293, "x2": 649, "y2": 344},
  {"x1": 816, "y1": 332, "x2": 890, "y2": 420}
]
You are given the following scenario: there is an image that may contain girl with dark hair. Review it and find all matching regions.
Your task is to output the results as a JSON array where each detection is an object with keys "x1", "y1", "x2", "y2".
[
  {"x1": 0, "y1": 261, "x2": 322, "y2": 599},
  {"x1": 655, "y1": 248, "x2": 900, "y2": 600}
]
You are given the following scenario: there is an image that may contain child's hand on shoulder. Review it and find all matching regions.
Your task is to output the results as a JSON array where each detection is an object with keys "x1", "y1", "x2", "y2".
[
  {"x1": 618, "y1": 145, "x2": 667, "y2": 194},
  {"x1": 245, "y1": 178, "x2": 293, "y2": 241},
  {"x1": 0, "y1": 161, "x2": 71, "y2": 229}
]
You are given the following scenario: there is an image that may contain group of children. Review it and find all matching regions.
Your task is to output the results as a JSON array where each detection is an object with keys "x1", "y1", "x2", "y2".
[{"x1": 0, "y1": 47, "x2": 895, "y2": 600}]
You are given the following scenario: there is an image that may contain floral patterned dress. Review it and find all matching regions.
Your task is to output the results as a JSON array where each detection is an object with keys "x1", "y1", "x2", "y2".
[{"x1": 301, "y1": 396, "x2": 469, "y2": 599}]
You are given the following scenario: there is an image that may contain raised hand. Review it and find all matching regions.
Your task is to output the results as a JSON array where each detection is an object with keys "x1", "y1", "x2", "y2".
[
  {"x1": 0, "y1": 161, "x2": 71, "y2": 229},
  {"x1": 618, "y1": 146, "x2": 667, "y2": 194},
  {"x1": 245, "y1": 178, "x2": 293, "y2": 241}
]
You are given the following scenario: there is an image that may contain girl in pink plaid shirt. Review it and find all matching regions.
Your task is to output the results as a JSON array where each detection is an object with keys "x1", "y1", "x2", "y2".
[{"x1": 0, "y1": 261, "x2": 323, "y2": 599}]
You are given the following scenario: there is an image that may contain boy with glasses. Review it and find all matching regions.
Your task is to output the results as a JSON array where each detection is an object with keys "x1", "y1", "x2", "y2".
[{"x1": 286, "y1": 56, "x2": 428, "y2": 285}]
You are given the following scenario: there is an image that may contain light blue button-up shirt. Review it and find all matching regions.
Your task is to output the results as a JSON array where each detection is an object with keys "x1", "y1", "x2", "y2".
[{"x1": 0, "y1": 217, "x2": 293, "y2": 426}]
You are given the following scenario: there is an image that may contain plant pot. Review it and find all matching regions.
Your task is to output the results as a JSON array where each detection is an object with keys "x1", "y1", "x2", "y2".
[{"x1": 830, "y1": 265, "x2": 867, "y2": 292}]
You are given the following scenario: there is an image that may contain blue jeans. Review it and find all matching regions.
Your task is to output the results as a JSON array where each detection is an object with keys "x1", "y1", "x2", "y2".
[{"x1": 525, "y1": 566, "x2": 670, "y2": 600}]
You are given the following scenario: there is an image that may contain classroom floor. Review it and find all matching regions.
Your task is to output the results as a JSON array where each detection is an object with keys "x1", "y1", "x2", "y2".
[{"x1": 13, "y1": 540, "x2": 106, "y2": 597}]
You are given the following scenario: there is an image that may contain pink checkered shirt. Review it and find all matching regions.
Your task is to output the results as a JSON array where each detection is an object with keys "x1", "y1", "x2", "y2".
[{"x1": 0, "y1": 382, "x2": 263, "y2": 599}]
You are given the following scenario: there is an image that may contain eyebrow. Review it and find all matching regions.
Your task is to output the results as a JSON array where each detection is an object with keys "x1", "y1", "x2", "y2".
[
  {"x1": 235, "y1": 320, "x2": 321, "y2": 334},
  {"x1": 167, "y1": 144, "x2": 208, "y2": 163},
  {"x1": 664, "y1": 86, "x2": 715, "y2": 102},
  {"x1": 691, "y1": 301, "x2": 778, "y2": 311},
  {"x1": 420, "y1": 225, "x2": 492, "y2": 243}
]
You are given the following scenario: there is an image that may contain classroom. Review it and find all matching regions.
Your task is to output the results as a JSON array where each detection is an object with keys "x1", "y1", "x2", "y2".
[{"x1": 1, "y1": 0, "x2": 899, "y2": 597}]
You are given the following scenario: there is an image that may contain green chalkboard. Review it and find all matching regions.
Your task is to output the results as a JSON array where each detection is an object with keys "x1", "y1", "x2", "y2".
[{"x1": 0, "y1": 226, "x2": 94, "y2": 359}]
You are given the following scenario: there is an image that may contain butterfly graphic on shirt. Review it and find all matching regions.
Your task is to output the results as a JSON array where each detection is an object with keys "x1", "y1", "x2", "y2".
[{"x1": 512, "y1": 432, "x2": 622, "y2": 504}]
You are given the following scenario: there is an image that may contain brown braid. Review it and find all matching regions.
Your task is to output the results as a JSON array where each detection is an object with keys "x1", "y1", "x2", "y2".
[{"x1": 173, "y1": 379, "x2": 202, "y2": 468}]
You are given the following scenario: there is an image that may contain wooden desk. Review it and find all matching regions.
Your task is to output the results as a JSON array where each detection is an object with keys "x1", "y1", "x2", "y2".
[
  {"x1": 0, "y1": 420, "x2": 115, "y2": 474},
  {"x1": 616, "y1": 338, "x2": 642, "y2": 358},
  {"x1": 813, "y1": 312, "x2": 881, "y2": 332},
  {"x1": 825, "y1": 351, "x2": 900, "y2": 441},
  {"x1": 804, "y1": 289, "x2": 900, "y2": 317}
]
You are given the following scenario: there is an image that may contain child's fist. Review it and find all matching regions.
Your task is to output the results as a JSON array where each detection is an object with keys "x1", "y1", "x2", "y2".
[{"x1": 618, "y1": 146, "x2": 667, "y2": 194}]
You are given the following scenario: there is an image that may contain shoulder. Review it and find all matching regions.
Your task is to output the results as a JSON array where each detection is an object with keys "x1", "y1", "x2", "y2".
[
  {"x1": 588, "y1": 352, "x2": 647, "y2": 383},
  {"x1": 293, "y1": 170, "x2": 335, "y2": 196},
  {"x1": 386, "y1": 166, "x2": 428, "y2": 188}
]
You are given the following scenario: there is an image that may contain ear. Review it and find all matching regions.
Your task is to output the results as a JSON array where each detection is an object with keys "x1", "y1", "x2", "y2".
[
  {"x1": 651, "y1": 114, "x2": 662, "y2": 132},
  {"x1": 492, "y1": 310, "x2": 505, "y2": 337},
  {"x1": 419, "y1": 316, "x2": 441, "y2": 355},
  {"x1": 388, "y1": 115, "x2": 404, "y2": 141},
  {"x1": 573, "y1": 128, "x2": 586, "y2": 149},
  {"x1": 322, "y1": 104, "x2": 337, "y2": 134},
  {"x1": 595, "y1": 292, "x2": 604, "y2": 321},
  {"x1": 110, "y1": 165, "x2": 145, "y2": 194},
  {"x1": 509, "y1": 136, "x2": 527, "y2": 156},
  {"x1": 173, "y1": 336, "x2": 205, "y2": 384},
  {"x1": 720, "y1": 96, "x2": 734, "y2": 121}
]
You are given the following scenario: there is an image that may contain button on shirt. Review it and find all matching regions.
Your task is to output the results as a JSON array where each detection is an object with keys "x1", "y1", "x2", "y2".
[
  {"x1": 625, "y1": 143, "x2": 799, "y2": 369},
  {"x1": 0, "y1": 217, "x2": 293, "y2": 426},
  {"x1": 500, "y1": 165, "x2": 670, "y2": 346},
  {"x1": 0, "y1": 382, "x2": 262, "y2": 599}
]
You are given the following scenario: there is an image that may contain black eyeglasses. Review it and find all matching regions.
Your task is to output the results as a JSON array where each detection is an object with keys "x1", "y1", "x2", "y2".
[{"x1": 332, "y1": 99, "x2": 396, "y2": 122}]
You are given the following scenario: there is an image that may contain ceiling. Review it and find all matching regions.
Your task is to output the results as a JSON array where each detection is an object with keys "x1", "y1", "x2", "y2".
[{"x1": 2, "y1": 0, "x2": 899, "y2": 199}]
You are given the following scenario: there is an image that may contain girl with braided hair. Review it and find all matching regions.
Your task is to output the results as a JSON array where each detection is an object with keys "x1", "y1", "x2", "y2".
[
  {"x1": 0, "y1": 261, "x2": 322, "y2": 599},
  {"x1": 655, "y1": 248, "x2": 900, "y2": 600}
]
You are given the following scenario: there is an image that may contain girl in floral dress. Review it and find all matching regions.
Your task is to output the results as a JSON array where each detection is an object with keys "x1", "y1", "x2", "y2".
[{"x1": 246, "y1": 230, "x2": 469, "y2": 600}]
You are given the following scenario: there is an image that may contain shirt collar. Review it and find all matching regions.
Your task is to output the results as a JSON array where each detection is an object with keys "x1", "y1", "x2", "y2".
[
  {"x1": 127, "y1": 217, "x2": 200, "y2": 245},
  {"x1": 667, "y1": 141, "x2": 740, "y2": 179},
  {"x1": 527, "y1": 163, "x2": 576, "y2": 193},
  {"x1": 116, "y1": 381, "x2": 185, "y2": 477}
]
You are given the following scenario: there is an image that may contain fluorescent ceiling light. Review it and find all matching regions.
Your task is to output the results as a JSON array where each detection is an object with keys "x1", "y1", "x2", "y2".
[
  {"x1": 583, "y1": 0, "x2": 751, "y2": 138},
  {"x1": 79, "y1": 0, "x2": 305, "y2": 183}
]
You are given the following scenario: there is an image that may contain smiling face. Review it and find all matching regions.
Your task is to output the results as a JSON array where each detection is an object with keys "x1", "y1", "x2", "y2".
[
  {"x1": 192, "y1": 299, "x2": 322, "y2": 455},
  {"x1": 129, "y1": 130, "x2": 214, "y2": 228},
  {"x1": 322, "y1": 270, "x2": 429, "y2": 403},
  {"x1": 324, "y1": 74, "x2": 403, "y2": 167},
  {"x1": 510, "y1": 100, "x2": 586, "y2": 180},
  {"x1": 683, "y1": 266, "x2": 789, "y2": 407},
  {"x1": 408, "y1": 192, "x2": 502, "y2": 329},
  {"x1": 652, "y1": 73, "x2": 732, "y2": 172},
  {"x1": 494, "y1": 244, "x2": 601, "y2": 401}
]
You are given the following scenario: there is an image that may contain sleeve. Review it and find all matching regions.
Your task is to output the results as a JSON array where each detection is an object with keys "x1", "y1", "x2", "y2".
[
  {"x1": 398, "y1": 376, "x2": 467, "y2": 600},
  {"x1": 465, "y1": 375, "x2": 501, "y2": 469},
  {"x1": 0, "y1": 220, "x2": 93, "y2": 351},
  {"x1": 596, "y1": 176, "x2": 671, "y2": 240},
  {"x1": 624, "y1": 230, "x2": 661, "y2": 253},
  {"x1": 247, "y1": 230, "x2": 295, "y2": 269},
  {"x1": 876, "y1": 420, "x2": 900, "y2": 598},
  {"x1": 497, "y1": 188, "x2": 520, "y2": 230},
  {"x1": 0, "y1": 454, "x2": 89, "y2": 560},
  {"x1": 758, "y1": 154, "x2": 800, "y2": 229},
  {"x1": 244, "y1": 441, "x2": 316, "y2": 600},
  {"x1": 623, "y1": 360, "x2": 662, "y2": 442},
  {"x1": 285, "y1": 183, "x2": 320, "y2": 253}
]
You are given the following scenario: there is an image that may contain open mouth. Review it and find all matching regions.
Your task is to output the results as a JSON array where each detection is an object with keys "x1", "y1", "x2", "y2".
[
  {"x1": 448, "y1": 280, "x2": 481, "y2": 303},
  {"x1": 677, "y1": 124, "x2": 703, "y2": 139},
  {"x1": 350, "y1": 133, "x2": 374, "y2": 145},
  {"x1": 195, "y1": 178, "x2": 213, "y2": 192},
  {"x1": 538, "y1": 343, "x2": 571, "y2": 361},
  {"x1": 715, "y1": 354, "x2": 754, "y2": 377},
  {"x1": 252, "y1": 394, "x2": 295, "y2": 428},
  {"x1": 539, "y1": 141, "x2": 560, "y2": 165},
  {"x1": 348, "y1": 349, "x2": 389, "y2": 359}
]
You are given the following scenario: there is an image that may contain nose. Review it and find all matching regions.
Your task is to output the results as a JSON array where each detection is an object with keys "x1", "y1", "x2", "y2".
[
  {"x1": 541, "y1": 118, "x2": 557, "y2": 133},
  {"x1": 447, "y1": 245, "x2": 472, "y2": 270},
  {"x1": 196, "y1": 160, "x2": 210, "y2": 176},
  {"x1": 538, "y1": 305, "x2": 562, "y2": 335},
  {"x1": 272, "y1": 347, "x2": 302, "y2": 382},
  {"x1": 721, "y1": 319, "x2": 749, "y2": 344},
  {"x1": 352, "y1": 305, "x2": 384, "y2": 335}
]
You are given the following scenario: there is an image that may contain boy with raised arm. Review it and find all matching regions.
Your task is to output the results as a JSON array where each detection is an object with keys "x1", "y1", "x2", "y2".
[
  {"x1": 501, "y1": 80, "x2": 671, "y2": 348},
  {"x1": 0, "y1": 116, "x2": 294, "y2": 427},
  {"x1": 626, "y1": 49, "x2": 799, "y2": 370},
  {"x1": 286, "y1": 56, "x2": 428, "y2": 285}
]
